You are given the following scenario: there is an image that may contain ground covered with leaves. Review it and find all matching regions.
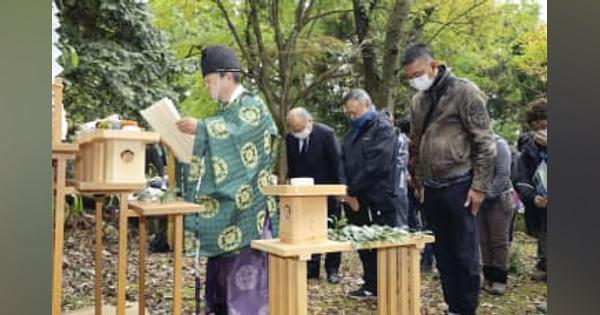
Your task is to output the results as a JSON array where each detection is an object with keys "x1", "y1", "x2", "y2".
[{"x1": 62, "y1": 216, "x2": 546, "y2": 314}]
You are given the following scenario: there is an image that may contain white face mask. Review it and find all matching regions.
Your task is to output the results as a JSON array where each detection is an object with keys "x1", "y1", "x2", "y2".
[
  {"x1": 409, "y1": 73, "x2": 435, "y2": 92},
  {"x1": 292, "y1": 126, "x2": 311, "y2": 140},
  {"x1": 209, "y1": 76, "x2": 222, "y2": 102}
]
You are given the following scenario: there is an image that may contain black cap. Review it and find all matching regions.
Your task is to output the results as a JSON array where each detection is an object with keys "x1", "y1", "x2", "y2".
[{"x1": 200, "y1": 45, "x2": 241, "y2": 76}]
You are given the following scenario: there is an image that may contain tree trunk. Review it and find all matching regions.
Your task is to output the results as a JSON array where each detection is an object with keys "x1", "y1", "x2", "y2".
[{"x1": 380, "y1": 0, "x2": 411, "y2": 112}]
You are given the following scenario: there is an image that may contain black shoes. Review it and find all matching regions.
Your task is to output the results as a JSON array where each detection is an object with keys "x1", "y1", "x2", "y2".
[
  {"x1": 327, "y1": 273, "x2": 340, "y2": 284},
  {"x1": 348, "y1": 285, "x2": 376, "y2": 299}
]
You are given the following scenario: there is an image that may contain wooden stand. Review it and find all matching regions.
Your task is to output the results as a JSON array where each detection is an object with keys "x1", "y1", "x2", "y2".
[
  {"x1": 127, "y1": 201, "x2": 204, "y2": 315},
  {"x1": 79, "y1": 189, "x2": 139, "y2": 315},
  {"x1": 52, "y1": 143, "x2": 79, "y2": 315},
  {"x1": 251, "y1": 185, "x2": 435, "y2": 315}
]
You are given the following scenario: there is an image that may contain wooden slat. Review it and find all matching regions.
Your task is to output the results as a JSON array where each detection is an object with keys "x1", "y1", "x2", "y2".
[
  {"x1": 286, "y1": 258, "x2": 295, "y2": 315},
  {"x1": 52, "y1": 158, "x2": 67, "y2": 315},
  {"x1": 95, "y1": 198, "x2": 103, "y2": 315},
  {"x1": 295, "y1": 259, "x2": 308, "y2": 315},
  {"x1": 273, "y1": 256, "x2": 283, "y2": 315},
  {"x1": 116, "y1": 193, "x2": 129, "y2": 315},
  {"x1": 251, "y1": 235, "x2": 435, "y2": 259},
  {"x1": 261, "y1": 184, "x2": 347, "y2": 197},
  {"x1": 388, "y1": 248, "x2": 398, "y2": 314},
  {"x1": 408, "y1": 246, "x2": 421, "y2": 315},
  {"x1": 52, "y1": 143, "x2": 79, "y2": 155},
  {"x1": 129, "y1": 201, "x2": 204, "y2": 216},
  {"x1": 75, "y1": 130, "x2": 160, "y2": 145},
  {"x1": 138, "y1": 216, "x2": 146, "y2": 315},
  {"x1": 377, "y1": 249, "x2": 388, "y2": 315},
  {"x1": 268, "y1": 256, "x2": 277, "y2": 315},
  {"x1": 398, "y1": 247, "x2": 409, "y2": 315},
  {"x1": 173, "y1": 215, "x2": 183, "y2": 314},
  {"x1": 76, "y1": 181, "x2": 146, "y2": 192}
]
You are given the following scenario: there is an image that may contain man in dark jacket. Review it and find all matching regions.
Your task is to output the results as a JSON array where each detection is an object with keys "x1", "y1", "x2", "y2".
[
  {"x1": 341, "y1": 88, "x2": 407, "y2": 299},
  {"x1": 514, "y1": 99, "x2": 548, "y2": 280},
  {"x1": 285, "y1": 107, "x2": 344, "y2": 284},
  {"x1": 403, "y1": 43, "x2": 496, "y2": 315}
]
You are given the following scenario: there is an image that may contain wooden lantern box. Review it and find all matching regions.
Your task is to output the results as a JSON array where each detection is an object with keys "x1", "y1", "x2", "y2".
[
  {"x1": 262, "y1": 185, "x2": 346, "y2": 244},
  {"x1": 74, "y1": 129, "x2": 160, "y2": 191}
]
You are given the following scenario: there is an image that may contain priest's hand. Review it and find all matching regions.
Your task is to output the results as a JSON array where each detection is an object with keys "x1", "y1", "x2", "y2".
[{"x1": 176, "y1": 118, "x2": 197, "y2": 135}]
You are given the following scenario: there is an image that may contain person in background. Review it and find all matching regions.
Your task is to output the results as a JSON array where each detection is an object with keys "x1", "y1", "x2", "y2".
[
  {"x1": 285, "y1": 107, "x2": 344, "y2": 284},
  {"x1": 479, "y1": 134, "x2": 516, "y2": 295},
  {"x1": 398, "y1": 114, "x2": 436, "y2": 272},
  {"x1": 340, "y1": 89, "x2": 407, "y2": 299},
  {"x1": 402, "y1": 43, "x2": 496, "y2": 315},
  {"x1": 383, "y1": 111, "x2": 412, "y2": 229},
  {"x1": 514, "y1": 98, "x2": 548, "y2": 282}
]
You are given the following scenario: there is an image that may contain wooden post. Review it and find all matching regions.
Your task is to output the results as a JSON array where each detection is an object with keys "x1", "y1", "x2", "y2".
[
  {"x1": 398, "y1": 247, "x2": 410, "y2": 315},
  {"x1": 173, "y1": 215, "x2": 183, "y2": 314},
  {"x1": 166, "y1": 150, "x2": 176, "y2": 249},
  {"x1": 268, "y1": 255, "x2": 278, "y2": 315},
  {"x1": 138, "y1": 215, "x2": 146, "y2": 315},
  {"x1": 408, "y1": 245, "x2": 421, "y2": 315},
  {"x1": 387, "y1": 248, "x2": 398, "y2": 314},
  {"x1": 377, "y1": 249, "x2": 388, "y2": 315},
  {"x1": 52, "y1": 157, "x2": 66, "y2": 315},
  {"x1": 116, "y1": 193, "x2": 129, "y2": 315},
  {"x1": 95, "y1": 197, "x2": 103, "y2": 315}
]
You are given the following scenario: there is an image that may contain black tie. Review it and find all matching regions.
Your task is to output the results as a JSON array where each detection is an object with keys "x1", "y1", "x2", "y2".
[{"x1": 300, "y1": 139, "x2": 307, "y2": 155}]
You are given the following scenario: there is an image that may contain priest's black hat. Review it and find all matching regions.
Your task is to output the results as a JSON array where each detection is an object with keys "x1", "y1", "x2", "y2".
[{"x1": 200, "y1": 45, "x2": 241, "y2": 77}]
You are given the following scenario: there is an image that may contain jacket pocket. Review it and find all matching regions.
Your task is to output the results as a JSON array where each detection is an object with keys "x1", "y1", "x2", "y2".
[{"x1": 426, "y1": 129, "x2": 468, "y2": 174}]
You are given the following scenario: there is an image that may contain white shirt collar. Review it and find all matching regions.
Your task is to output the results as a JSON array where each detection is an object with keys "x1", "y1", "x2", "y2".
[{"x1": 228, "y1": 85, "x2": 245, "y2": 104}]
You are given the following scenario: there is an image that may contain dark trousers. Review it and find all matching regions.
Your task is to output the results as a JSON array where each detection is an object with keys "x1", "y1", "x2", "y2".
[
  {"x1": 345, "y1": 200, "x2": 401, "y2": 292},
  {"x1": 424, "y1": 180, "x2": 480, "y2": 315},
  {"x1": 308, "y1": 198, "x2": 342, "y2": 277}
]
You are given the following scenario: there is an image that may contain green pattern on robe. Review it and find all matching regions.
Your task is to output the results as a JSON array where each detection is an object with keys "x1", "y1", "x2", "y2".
[{"x1": 177, "y1": 90, "x2": 280, "y2": 257}]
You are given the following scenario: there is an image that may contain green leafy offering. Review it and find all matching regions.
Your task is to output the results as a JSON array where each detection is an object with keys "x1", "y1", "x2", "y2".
[{"x1": 328, "y1": 213, "x2": 431, "y2": 248}]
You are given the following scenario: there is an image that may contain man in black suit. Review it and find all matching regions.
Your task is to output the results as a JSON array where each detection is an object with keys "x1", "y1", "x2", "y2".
[{"x1": 286, "y1": 107, "x2": 344, "y2": 284}]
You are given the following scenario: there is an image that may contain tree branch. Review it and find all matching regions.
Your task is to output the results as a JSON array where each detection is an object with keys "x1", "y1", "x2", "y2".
[
  {"x1": 425, "y1": 0, "x2": 487, "y2": 45},
  {"x1": 212, "y1": 0, "x2": 253, "y2": 69},
  {"x1": 302, "y1": 9, "x2": 354, "y2": 26},
  {"x1": 290, "y1": 60, "x2": 349, "y2": 107}
]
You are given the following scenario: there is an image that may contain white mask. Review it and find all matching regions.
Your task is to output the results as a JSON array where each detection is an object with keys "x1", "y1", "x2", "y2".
[
  {"x1": 210, "y1": 77, "x2": 222, "y2": 101},
  {"x1": 409, "y1": 73, "x2": 435, "y2": 92},
  {"x1": 292, "y1": 126, "x2": 311, "y2": 140}
]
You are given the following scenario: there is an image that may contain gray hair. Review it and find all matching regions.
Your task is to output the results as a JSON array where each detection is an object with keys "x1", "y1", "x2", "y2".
[
  {"x1": 342, "y1": 88, "x2": 372, "y2": 106},
  {"x1": 287, "y1": 107, "x2": 313, "y2": 122}
]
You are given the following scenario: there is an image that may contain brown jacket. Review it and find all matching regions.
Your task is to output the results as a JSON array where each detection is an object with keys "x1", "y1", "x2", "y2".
[{"x1": 409, "y1": 66, "x2": 496, "y2": 192}]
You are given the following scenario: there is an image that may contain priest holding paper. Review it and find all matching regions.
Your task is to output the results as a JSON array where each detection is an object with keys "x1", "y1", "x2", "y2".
[{"x1": 175, "y1": 45, "x2": 279, "y2": 315}]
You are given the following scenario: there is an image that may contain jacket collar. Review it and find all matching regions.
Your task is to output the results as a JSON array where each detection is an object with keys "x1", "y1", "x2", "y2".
[{"x1": 425, "y1": 65, "x2": 454, "y2": 102}]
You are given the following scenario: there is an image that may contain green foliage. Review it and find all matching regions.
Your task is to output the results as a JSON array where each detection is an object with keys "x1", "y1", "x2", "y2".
[
  {"x1": 56, "y1": 0, "x2": 183, "y2": 133},
  {"x1": 328, "y1": 223, "x2": 430, "y2": 248},
  {"x1": 65, "y1": 193, "x2": 84, "y2": 220},
  {"x1": 59, "y1": 0, "x2": 546, "y2": 150},
  {"x1": 509, "y1": 242, "x2": 527, "y2": 274}
]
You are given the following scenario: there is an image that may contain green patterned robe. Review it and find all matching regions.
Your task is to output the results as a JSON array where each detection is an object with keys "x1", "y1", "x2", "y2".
[{"x1": 177, "y1": 90, "x2": 280, "y2": 257}]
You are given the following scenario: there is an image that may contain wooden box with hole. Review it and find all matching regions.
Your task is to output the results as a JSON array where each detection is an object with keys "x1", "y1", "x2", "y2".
[
  {"x1": 262, "y1": 185, "x2": 347, "y2": 244},
  {"x1": 74, "y1": 129, "x2": 160, "y2": 192}
]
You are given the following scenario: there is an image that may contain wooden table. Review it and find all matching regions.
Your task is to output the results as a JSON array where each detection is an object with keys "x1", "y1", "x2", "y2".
[
  {"x1": 251, "y1": 235, "x2": 435, "y2": 315},
  {"x1": 77, "y1": 185, "x2": 142, "y2": 315},
  {"x1": 52, "y1": 143, "x2": 79, "y2": 315},
  {"x1": 127, "y1": 201, "x2": 205, "y2": 315}
]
